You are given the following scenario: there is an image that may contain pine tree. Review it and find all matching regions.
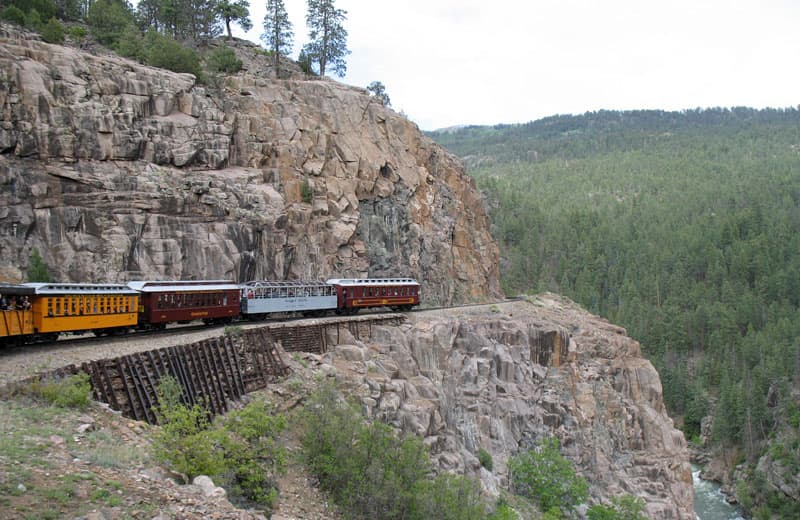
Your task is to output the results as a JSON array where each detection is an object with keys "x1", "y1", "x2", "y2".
[
  {"x1": 303, "y1": 0, "x2": 349, "y2": 77},
  {"x1": 260, "y1": 0, "x2": 292, "y2": 76},
  {"x1": 26, "y1": 249, "x2": 51, "y2": 282},
  {"x1": 366, "y1": 81, "x2": 390, "y2": 107},
  {"x1": 216, "y1": 0, "x2": 251, "y2": 39}
]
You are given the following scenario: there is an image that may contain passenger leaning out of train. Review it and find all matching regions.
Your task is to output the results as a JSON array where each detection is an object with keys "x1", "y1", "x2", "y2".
[{"x1": 21, "y1": 296, "x2": 31, "y2": 310}]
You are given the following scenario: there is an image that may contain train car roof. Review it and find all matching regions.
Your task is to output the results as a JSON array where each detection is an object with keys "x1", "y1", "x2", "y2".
[
  {"x1": 242, "y1": 280, "x2": 332, "y2": 289},
  {"x1": 326, "y1": 278, "x2": 419, "y2": 286},
  {"x1": 127, "y1": 281, "x2": 240, "y2": 292},
  {"x1": 19, "y1": 283, "x2": 139, "y2": 295},
  {"x1": 0, "y1": 283, "x2": 36, "y2": 295}
]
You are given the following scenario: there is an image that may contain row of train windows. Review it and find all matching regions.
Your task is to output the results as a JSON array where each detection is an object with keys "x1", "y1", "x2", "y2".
[
  {"x1": 156, "y1": 292, "x2": 230, "y2": 308},
  {"x1": 46, "y1": 296, "x2": 137, "y2": 316},
  {"x1": 245, "y1": 287, "x2": 335, "y2": 299},
  {"x1": 350, "y1": 286, "x2": 417, "y2": 297}
]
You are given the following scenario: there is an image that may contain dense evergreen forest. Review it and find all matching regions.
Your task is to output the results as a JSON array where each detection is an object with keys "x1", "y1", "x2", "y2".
[{"x1": 430, "y1": 108, "x2": 800, "y2": 518}]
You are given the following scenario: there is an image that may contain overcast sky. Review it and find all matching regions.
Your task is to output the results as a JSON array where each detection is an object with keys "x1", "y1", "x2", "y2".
[{"x1": 236, "y1": 0, "x2": 800, "y2": 131}]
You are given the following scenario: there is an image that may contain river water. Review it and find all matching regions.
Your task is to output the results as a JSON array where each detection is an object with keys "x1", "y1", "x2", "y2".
[{"x1": 693, "y1": 465, "x2": 746, "y2": 520}]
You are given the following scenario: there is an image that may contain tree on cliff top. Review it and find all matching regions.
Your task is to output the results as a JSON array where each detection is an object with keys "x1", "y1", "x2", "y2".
[
  {"x1": 260, "y1": 0, "x2": 293, "y2": 76},
  {"x1": 303, "y1": 0, "x2": 350, "y2": 77},
  {"x1": 367, "y1": 80, "x2": 391, "y2": 107},
  {"x1": 216, "y1": 0, "x2": 251, "y2": 39}
]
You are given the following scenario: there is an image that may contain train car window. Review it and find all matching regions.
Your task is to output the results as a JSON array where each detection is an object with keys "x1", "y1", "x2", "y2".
[{"x1": 48, "y1": 299, "x2": 54, "y2": 316}]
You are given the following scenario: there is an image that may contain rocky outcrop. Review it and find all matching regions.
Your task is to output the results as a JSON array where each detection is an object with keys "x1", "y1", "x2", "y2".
[
  {"x1": 0, "y1": 25, "x2": 500, "y2": 304},
  {"x1": 320, "y1": 296, "x2": 694, "y2": 519}
]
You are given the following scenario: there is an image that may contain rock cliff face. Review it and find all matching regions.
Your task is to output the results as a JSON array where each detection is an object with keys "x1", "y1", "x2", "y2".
[
  {"x1": 320, "y1": 296, "x2": 694, "y2": 519},
  {"x1": 0, "y1": 25, "x2": 500, "y2": 304}
]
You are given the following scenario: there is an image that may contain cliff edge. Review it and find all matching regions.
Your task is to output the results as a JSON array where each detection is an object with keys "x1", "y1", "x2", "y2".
[
  {"x1": 317, "y1": 296, "x2": 694, "y2": 518},
  {"x1": 0, "y1": 25, "x2": 500, "y2": 304}
]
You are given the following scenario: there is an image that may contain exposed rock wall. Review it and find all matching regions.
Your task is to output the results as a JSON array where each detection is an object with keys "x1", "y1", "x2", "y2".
[
  {"x1": 0, "y1": 25, "x2": 500, "y2": 304},
  {"x1": 322, "y1": 296, "x2": 694, "y2": 519}
]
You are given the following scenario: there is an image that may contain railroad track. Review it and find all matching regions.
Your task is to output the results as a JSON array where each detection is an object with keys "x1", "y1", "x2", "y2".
[{"x1": 0, "y1": 298, "x2": 521, "y2": 360}]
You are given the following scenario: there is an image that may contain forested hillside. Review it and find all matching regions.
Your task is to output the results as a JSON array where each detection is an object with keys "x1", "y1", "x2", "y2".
[{"x1": 430, "y1": 108, "x2": 800, "y2": 517}]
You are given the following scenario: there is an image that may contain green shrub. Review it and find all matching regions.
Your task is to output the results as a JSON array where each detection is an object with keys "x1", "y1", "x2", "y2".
[
  {"x1": 152, "y1": 377, "x2": 226, "y2": 480},
  {"x1": 300, "y1": 178, "x2": 313, "y2": 203},
  {"x1": 487, "y1": 501, "x2": 519, "y2": 520},
  {"x1": 67, "y1": 25, "x2": 87, "y2": 40},
  {"x1": 1, "y1": 6, "x2": 26, "y2": 25},
  {"x1": 24, "y1": 8, "x2": 41, "y2": 30},
  {"x1": 39, "y1": 17, "x2": 64, "y2": 44},
  {"x1": 86, "y1": 0, "x2": 135, "y2": 47},
  {"x1": 206, "y1": 46, "x2": 242, "y2": 74},
  {"x1": 6, "y1": 0, "x2": 55, "y2": 19},
  {"x1": 114, "y1": 24, "x2": 145, "y2": 61},
  {"x1": 224, "y1": 324, "x2": 243, "y2": 337},
  {"x1": 26, "y1": 248, "x2": 51, "y2": 282},
  {"x1": 152, "y1": 377, "x2": 287, "y2": 509},
  {"x1": 221, "y1": 400, "x2": 287, "y2": 508},
  {"x1": 143, "y1": 29, "x2": 205, "y2": 80},
  {"x1": 410, "y1": 473, "x2": 486, "y2": 520},
  {"x1": 587, "y1": 495, "x2": 647, "y2": 520},
  {"x1": 301, "y1": 382, "x2": 442, "y2": 519},
  {"x1": 26, "y1": 373, "x2": 92, "y2": 409},
  {"x1": 477, "y1": 447, "x2": 494, "y2": 471},
  {"x1": 297, "y1": 48, "x2": 314, "y2": 75},
  {"x1": 508, "y1": 437, "x2": 588, "y2": 516}
]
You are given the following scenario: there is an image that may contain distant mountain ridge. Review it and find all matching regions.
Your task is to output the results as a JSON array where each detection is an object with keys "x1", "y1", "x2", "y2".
[{"x1": 428, "y1": 106, "x2": 800, "y2": 166}]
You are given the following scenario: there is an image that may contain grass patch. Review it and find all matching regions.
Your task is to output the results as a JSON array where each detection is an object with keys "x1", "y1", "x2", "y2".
[
  {"x1": 42, "y1": 483, "x2": 76, "y2": 504},
  {"x1": 20, "y1": 373, "x2": 92, "y2": 409}
]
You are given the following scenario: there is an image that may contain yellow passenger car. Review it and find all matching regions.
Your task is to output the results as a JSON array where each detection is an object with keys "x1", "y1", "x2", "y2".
[{"x1": 24, "y1": 283, "x2": 139, "y2": 338}]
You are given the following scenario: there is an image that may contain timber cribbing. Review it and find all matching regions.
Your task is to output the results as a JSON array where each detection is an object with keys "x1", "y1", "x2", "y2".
[
  {"x1": 12, "y1": 313, "x2": 407, "y2": 424},
  {"x1": 269, "y1": 313, "x2": 405, "y2": 353}
]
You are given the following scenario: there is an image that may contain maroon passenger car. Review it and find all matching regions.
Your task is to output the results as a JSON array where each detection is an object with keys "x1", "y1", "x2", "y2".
[
  {"x1": 326, "y1": 278, "x2": 420, "y2": 314},
  {"x1": 128, "y1": 281, "x2": 240, "y2": 328}
]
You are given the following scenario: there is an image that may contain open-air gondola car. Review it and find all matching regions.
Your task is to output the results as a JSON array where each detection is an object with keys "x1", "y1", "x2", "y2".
[
  {"x1": 0, "y1": 283, "x2": 34, "y2": 345},
  {"x1": 326, "y1": 278, "x2": 420, "y2": 313},
  {"x1": 240, "y1": 280, "x2": 338, "y2": 320},
  {"x1": 128, "y1": 281, "x2": 241, "y2": 328}
]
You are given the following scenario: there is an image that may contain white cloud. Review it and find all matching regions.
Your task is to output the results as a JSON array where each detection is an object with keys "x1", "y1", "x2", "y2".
[{"x1": 237, "y1": 0, "x2": 800, "y2": 130}]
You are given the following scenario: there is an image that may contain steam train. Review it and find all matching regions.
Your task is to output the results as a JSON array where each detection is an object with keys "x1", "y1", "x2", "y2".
[{"x1": 0, "y1": 278, "x2": 420, "y2": 346}]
